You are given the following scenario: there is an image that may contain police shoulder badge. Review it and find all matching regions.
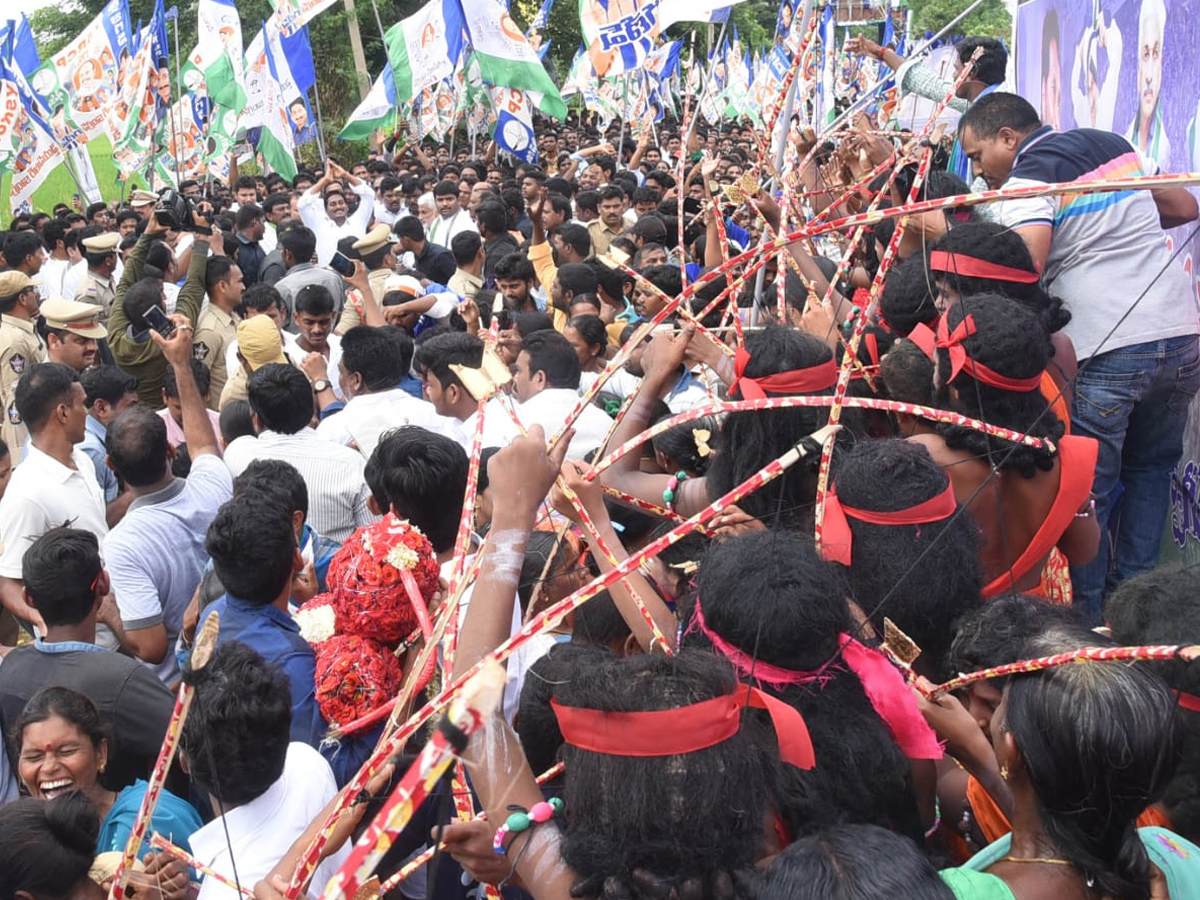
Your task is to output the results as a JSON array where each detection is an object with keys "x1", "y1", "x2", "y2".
[
  {"x1": 193, "y1": 343, "x2": 211, "y2": 362},
  {"x1": 9, "y1": 354, "x2": 25, "y2": 375}
]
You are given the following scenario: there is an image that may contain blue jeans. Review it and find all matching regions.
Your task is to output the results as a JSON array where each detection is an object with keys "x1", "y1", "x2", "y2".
[{"x1": 1069, "y1": 336, "x2": 1200, "y2": 622}]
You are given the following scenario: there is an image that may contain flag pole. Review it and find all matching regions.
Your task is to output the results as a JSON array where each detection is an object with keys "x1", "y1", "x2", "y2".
[
  {"x1": 310, "y1": 82, "x2": 329, "y2": 165},
  {"x1": 683, "y1": 17, "x2": 729, "y2": 151},
  {"x1": 168, "y1": 5, "x2": 184, "y2": 187}
]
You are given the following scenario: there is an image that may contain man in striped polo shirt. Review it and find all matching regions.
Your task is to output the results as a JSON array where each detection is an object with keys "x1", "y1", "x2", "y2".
[{"x1": 957, "y1": 92, "x2": 1200, "y2": 622}]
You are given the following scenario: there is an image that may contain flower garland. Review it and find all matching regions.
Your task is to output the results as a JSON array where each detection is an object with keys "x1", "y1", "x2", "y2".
[{"x1": 297, "y1": 514, "x2": 441, "y2": 725}]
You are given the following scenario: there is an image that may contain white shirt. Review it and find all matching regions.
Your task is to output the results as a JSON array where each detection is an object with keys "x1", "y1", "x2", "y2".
[
  {"x1": 426, "y1": 208, "x2": 477, "y2": 248},
  {"x1": 192, "y1": 743, "x2": 349, "y2": 900},
  {"x1": 452, "y1": 397, "x2": 521, "y2": 454},
  {"x1": 285, "y1": 333, "x2": 344, "y2": 399},
  {"x1": 260, "y1": 224, "x2": 278, "y2": 255},
  {"x1": 223, "y1": 428, "x2": 377, "y2": 543},
  {"x1": 297, "y1": 182, "x2": 375, "y2": 265},
  {"x1": 0, "y1": 445, "x2": 108, "y2": 579},
  {"x1": 316, "y1": 389, "x2": 448, "y2": 459},
  {"x1": 61, "y1": 260, "x2": 88, "y2": 302},
  {"x1": 515, "y1": 388, "x2": 614, "y2": 460},
  {"x1": 40, "y1": 258, "x2": 71, "y2": 302}
]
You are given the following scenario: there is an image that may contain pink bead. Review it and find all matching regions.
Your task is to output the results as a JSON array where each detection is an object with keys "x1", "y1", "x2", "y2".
[{"x1": 529, "y1": 801, "x2": 554, "y2": 823}]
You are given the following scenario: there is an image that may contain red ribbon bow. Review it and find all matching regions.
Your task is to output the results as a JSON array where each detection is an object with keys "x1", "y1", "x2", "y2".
[
  {"x1": 935, "y1": 315, "x2": 1043, "y2": 392},
  {"x1": 551, "y1": 683, "x2": 816, "y2": 771},
  {"x1": 731, "y1": 348, "x2": 838, "y2": 401},
  {"x1": 820, "y1": 482, "x2": 959, "y2": 567}
]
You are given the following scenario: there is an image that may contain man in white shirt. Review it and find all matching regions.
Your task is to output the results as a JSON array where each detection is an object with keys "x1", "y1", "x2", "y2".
[
  {"x1": 512, "y1": 331, "x2": 613, "y2": 460},
  {"x1": 224, "y1": 363, "x2": 375, "y2": 542},
  {"x1": 104, "y1": 320, "x2": 233, "y2": 683},
  {"x1": 182, "y1": 643, "x2": 349, "y2": 900},
  {"x1": 414, "y1": 330, "x2": 520, "y2": 453},
  {"x1": 296, "y1": 161, "x2": 375, "y2": 265},
  {"x1": 316, "y1": 325, "x2": 446, "y2": 459},
  {"x1": 0, "y1": 364, "x2": 111, "y2": 638},
  {"x1": 427, "y1": 180, "x2": 478, "y2": 248}
]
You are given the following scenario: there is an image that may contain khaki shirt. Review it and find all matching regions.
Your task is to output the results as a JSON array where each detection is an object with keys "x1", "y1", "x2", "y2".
[
  {"x1": 587, "y1": 220, "x2": 621, "y2": 257},
  {"x1": 448, "y1": 268, "x2": 483, "y2": 302},
  {"x1": 192, "y1": 305, "x2": 239, "y2": 409},
  {"x1": 75, "y1": 269, "x2": 117, "y2": 324},
  {"x1": 0, "y1": 315, "x2": 47, "y2": 455}
]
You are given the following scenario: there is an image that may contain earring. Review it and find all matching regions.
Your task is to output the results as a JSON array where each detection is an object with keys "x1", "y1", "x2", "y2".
[
  {"x1": 98, "y1": 763, "x2": 106, "y2": 774},
  {"x1": 999, "y1": 765, "x2": 1008, "y2": 780}
]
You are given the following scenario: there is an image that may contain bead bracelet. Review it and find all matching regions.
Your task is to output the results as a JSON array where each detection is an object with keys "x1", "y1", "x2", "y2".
[{"x1": 492, "y1": 797, "x2": 565, "y2": 855}]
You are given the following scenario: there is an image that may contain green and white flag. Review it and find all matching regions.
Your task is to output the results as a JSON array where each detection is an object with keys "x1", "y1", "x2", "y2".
[
  {"x1": 460, "y1": 0, "x2": 566, "y2": 119},
  {"x1": 259, "y1": 19, "x2": 298, "y2": 180},
  {"x1": 384, "y1": 0, "x2": 465, "y2": 101},
  {"x1": 194, "y1": 0, "x2": 245, "y2": 110},
  {"x1": 338, "y1": 68, "x2": 397, "y2": 142}
]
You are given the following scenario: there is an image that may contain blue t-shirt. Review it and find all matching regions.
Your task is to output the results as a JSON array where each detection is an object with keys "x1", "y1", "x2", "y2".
[{"x1": 96, "y1": 780, "x2": 203, "y2": 856}]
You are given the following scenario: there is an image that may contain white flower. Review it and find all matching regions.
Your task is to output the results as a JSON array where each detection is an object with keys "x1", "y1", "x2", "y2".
[
  {"x1": 385, "y1": 542, "x2": 419, "y2": 572},
  {"x1": 295, "y1": 604, "x2": 337, "y2": 644}
]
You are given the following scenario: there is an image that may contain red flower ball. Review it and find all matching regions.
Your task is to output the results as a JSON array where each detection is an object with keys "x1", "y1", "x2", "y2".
[
  {"x1": 326, "y1": 515, "x2": 440, "y2": 645},
  {"x1": 313, "y1": 634, "x2": 402, "y2": 726}
]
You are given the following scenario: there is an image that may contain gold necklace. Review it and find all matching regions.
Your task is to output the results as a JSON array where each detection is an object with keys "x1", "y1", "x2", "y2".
[{"x1": 999, "y1": 855, "x2": 1073, "y2": 866}]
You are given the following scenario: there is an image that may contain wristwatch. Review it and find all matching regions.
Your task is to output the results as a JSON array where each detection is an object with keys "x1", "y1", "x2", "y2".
[{"x1": 312, "y1": 379, "x2": 331, "y2": 393}]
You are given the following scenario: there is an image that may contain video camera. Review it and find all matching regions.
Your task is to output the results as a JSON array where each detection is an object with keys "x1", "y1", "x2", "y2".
[{"x1": 154, "y1": 189, "x2": 210, "y2": 232}]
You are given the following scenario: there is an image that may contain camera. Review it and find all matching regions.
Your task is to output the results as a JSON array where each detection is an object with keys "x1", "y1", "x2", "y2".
[{"x1": 154, "y1": 190, "x2": 209, "y2": 232}]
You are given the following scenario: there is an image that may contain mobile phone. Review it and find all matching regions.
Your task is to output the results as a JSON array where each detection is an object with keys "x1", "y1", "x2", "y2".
[
  {"x1": 143, "y1": 305, "x2": 176, "y2": 338},
  {"x1": 329, "y1": 251, "x2": 356, "y2": 277}
]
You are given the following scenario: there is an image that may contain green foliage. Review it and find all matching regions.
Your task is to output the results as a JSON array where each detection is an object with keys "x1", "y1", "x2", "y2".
[{"x1": 904, "y1": 0, "x2": 1012, "y2": 41}]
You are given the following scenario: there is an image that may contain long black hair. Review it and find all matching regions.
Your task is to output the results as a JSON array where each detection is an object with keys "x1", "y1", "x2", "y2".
[
  {"x1": 707, "y1": 326, "x2": 836, "y2": 531},
  {"x1": 0, "y1": 793, "x2": 100, "y2": 900},
  {"x1": 555, "y1": 650, "x2": 772, "y2": 900},
  {"x1": 935, "y1": 294, "x2": 1063, "y2": 478},
  {"x1": 681, "y1": 531, "x2": 923, "y2": 843},
  {"x1": 828, "y1": 439, "x2": 983, "y2": 680},
  {"x1": 929, "y1": 221, "x2": 1070, "y2": 336},
  {"x1": 1003, "y1": 628, "x2": 1183, "y2": 900}
]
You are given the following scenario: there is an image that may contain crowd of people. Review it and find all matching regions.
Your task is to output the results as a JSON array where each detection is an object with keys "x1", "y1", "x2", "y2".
[{"x1": 1, "y1": 31, "x2": 1200, "y2": 900}]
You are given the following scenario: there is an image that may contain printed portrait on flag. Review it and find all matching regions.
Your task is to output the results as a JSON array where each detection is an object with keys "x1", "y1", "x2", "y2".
[{"x1": 580, "y1": 0, "x2": 661, "y2": 77}]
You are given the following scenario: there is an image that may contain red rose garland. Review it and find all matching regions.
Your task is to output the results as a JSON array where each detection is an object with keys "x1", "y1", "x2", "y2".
[
  {"x1": 296, "y1": 515, "x2": 441, "y2": 725},
  {"x1": 314, "y1": 635, "x2": 403, "y2": 726}
]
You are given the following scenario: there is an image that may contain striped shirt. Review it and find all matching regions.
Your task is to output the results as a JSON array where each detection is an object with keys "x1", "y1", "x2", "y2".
[
  {"x1": 997, "y1": 126, "x2": 1198, "y2": 360},
  {"x1": 223, "y1": 429, "x2": 378, "y2": 542}
]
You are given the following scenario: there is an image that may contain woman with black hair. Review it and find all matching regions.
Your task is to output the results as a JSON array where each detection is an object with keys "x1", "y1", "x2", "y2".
[
  {"x1": 928, "y1": 220, "x2": 1077, "y2": 417},
  {"x1": 563, "y1": 314, "x2": 609, "y2": 390},
  {"x1": 934, "y1": 627, "x2": 1200, "y2": 899},
  {"x1": 912, "y1": 295, "x2": 1099, "y2": 599},
  {"x1": 680, "y1": 530, "x2": 933, "y2": 845},
  {"x1": 0, "y1": 792, "x2": 179, "y2": 900},
  {"x1": 823, "y1": 439, "x2": 983, "y2": 681},
  {"x1": 603, "y1": 324, "x2": 838, "y2": 535},
  {"x1": 762, "y1": 824, "x2": 957, "y2": 900},
  {"x1": 1106, "y1": 565, "x2": 1200, "y2": 845},
  {"x1": 453, "y1": 430, "x2": 816, "y2": 900}
]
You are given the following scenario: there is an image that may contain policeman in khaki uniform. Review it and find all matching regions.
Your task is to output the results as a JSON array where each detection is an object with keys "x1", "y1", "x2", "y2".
[
  {"x1": 334, "y1": 224, "x2": 396, "y2": 335},
  {"x1": 0, "y1": 272, "x2": 48, "y2": 457},
  {"x1": 39, "y1": 299, "x2": 108, "y2": 372},
  {"x1": 74, "y1": 231, "x2": 121, "y2": 324},
  {"x1": 193, "y1": 256, "x2": 244, "y2": 409}
]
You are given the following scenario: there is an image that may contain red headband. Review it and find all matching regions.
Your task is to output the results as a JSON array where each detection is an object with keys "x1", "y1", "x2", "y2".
[
  {"x1": 820, "y1": 481, "x2": 958, "y2": 567},
  {"x1": 689, "y1": 599, "x2": 942, "y2": 760},
  {"x1": 1175, "y1": 690, "x2": 1200, "y2": 714},
  {"x1": 937, "y1": 315, "x2": 1043, "y2": 392},
  {"x1": 850, "y1": 332, "x2": 881, "y2": 382},
  {"x1": 732, "y1": 348, "x2": 838, "y2": 400},
  {"x1": 551, "y1": 682, "x2": 816, "y2": 770},
  {"x1": 928, "y1": 250, "x2": 1040, "y2": 285}
]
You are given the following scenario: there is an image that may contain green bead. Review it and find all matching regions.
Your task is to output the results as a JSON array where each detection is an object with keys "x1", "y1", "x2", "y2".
[
  {"x1": 549, "y1": 797, "x2": 565, "y2": 813},
  {"x1": 662, "y1": 489, "x2": 675, "y2": 503},
  {"x1": 506, "y1": 811, "x2": 532, "y2": 832}
]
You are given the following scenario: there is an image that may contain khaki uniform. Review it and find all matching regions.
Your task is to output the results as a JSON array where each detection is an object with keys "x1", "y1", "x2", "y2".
[
  {"x1": 74, "y1": 269, "x2": 117, "y2": 324},
  {"x1": 192, "y1": 304, "x2": 240, "y2": 409},
  {"x1": 0, "y1": 315, "x2": 46, "y2": 455},
  {"x1": 587, "y1": 220, "x2": 621, "y2": 257}
]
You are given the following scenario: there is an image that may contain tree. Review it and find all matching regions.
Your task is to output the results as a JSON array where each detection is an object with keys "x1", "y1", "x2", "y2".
[{"x1": 904, "y1": 0, "x2": 1012, "y2": 41}]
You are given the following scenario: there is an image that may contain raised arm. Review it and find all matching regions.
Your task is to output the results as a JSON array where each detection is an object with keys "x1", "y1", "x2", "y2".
[{"x1": 151, "y1": 316, "x2": 219, "y2": 458}]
